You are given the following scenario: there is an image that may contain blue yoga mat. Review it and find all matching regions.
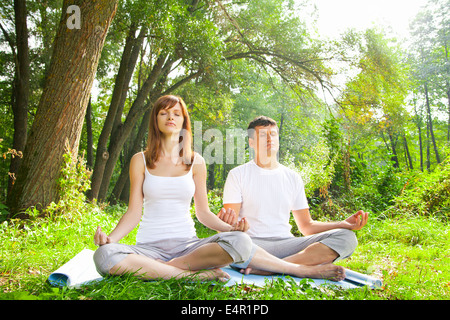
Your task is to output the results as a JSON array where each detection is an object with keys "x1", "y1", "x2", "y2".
[
  {"x1": 48, "y1": 249, "x2": 382, "y2": 289},
  {"x1": 222, "y1": 266, "x2": 382, "y2": 289}
]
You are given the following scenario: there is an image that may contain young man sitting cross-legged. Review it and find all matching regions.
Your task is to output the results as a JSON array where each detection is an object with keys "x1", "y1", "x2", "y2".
[{"x1": 218, "y1": 116, "x2": 368, "y2": 276}]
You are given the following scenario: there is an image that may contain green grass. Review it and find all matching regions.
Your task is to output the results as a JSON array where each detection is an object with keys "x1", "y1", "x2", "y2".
[{"x1": 1, "y1": 203, "x2": 449, "y2": 300}]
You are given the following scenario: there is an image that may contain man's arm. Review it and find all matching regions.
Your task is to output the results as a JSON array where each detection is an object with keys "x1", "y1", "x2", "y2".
[{"x1": 293, "y1": 208, "x2": 368, "y2": 236}]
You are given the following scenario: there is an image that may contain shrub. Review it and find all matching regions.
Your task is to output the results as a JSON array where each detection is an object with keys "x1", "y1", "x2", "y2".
[
  {"x1": 283, "y1": 138, "x2": 337, "y2": 199},
  {"x1": 42, "y1": 148, "x2": 92, "y2": 218},
  {"x1": 393, "y1": 156, "x2": 450, "y2": 219}
]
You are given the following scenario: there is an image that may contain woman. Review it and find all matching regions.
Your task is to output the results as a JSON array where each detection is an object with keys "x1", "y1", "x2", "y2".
[{"x1": 93, "y1": 95, "x2": 254, "y2": 282}]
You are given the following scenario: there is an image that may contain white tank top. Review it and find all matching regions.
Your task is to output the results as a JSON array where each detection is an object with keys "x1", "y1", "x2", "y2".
[{"x1": 136, "y1": 152, "x2": 197, "y2": 243}]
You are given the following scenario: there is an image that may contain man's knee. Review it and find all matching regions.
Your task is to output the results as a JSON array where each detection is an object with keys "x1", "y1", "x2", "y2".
[{"x1": 332, "y1": 229, "x2": 358, "y2": 259}]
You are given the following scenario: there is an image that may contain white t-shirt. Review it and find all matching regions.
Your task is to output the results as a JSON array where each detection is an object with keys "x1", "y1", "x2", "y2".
[{"x1": 223, "y1": 160, "x2": 309, "y2": 238}]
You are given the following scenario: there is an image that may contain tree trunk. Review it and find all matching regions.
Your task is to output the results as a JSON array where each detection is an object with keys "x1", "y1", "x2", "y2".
[
  {"x1": 7, "y1": 0, "x2": 118, "y2": 215},
  {"x1": 207, "y1": 163, "x2": 215, "y2": 190},
  {"x1": 426, "y1": 115, "x2": 431, "y2": 172},
  {"x1": 443, "y1": 42, "x2": 450, "y2": 143},
  {"x1": 110, "y1": 109, "x2": 150, "y2": 204},
  {"x1": 98, "y1": 68, "x2": 202, "y2": 201},
  {"x1": 8, "y1": 0, "x2": 30, "y2": 195},
  {"x1": 403, "y1": 134, "x2": 413, "y2": 170},
  {"x1": 413, "y1": 101, "x2": 424, "y2": 172},
  {"x1": 85, "y1": 96, "x2": 93, "y2": 169},
  {"x1": 278, "y1": 112, "x2": 284, "y2": 159},
  {"x1": 424, "y1": 82, "x2": 441, "y2": 164},
  {"x1": 96, "y1": 54, "x2": 169, "y2": 201},
  {"x1": 387, "y1": 132, "x2": 399, "y2": 168},
  {"x1": 88, "y1": 23, "x2": 145, "y2": 200},
  {"x1": 446, "y1": 83, "x2": 450, "y2": 143}
]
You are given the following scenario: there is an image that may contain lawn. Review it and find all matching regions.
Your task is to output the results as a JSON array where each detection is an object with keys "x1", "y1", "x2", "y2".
[{"x1": 1, "y1": 202, "x2": 449, "y2": 301}]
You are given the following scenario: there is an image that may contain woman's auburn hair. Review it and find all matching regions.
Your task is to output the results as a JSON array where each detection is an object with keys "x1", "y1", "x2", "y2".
[{"x1": 144, "y1": 95, "x2": 193, "y2": 169}]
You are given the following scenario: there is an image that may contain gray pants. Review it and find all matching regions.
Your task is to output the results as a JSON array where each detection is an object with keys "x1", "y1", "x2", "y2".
[
  {"x1": 93, "y1": 231, "x2": 256, "y2": 276},
  {"x1": 233, "y1": 228, "x2": 358, "y2": 269}
]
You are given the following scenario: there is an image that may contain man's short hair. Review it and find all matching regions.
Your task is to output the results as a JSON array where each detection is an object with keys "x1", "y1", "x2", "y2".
[{"x1": 247, "y1": 116, "x2": 278, "y2": 138}]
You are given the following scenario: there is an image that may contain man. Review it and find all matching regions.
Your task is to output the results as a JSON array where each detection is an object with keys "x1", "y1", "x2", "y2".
[{"x1": 219, "y1": 116, "x2": 368, "y2": 274}]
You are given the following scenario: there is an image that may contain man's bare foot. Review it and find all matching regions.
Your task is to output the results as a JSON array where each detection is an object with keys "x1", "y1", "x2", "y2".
[
  {"x1": 240, "y1": 264, "x2": 346, "y2": 281},
  {"x1": 300, "y1": 264, "x2": 346, "y2": 281}
]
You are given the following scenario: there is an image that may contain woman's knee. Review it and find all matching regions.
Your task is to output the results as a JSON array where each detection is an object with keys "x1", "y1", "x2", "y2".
[
  {"x1": 217, "y1": 232, "x2": 255, "y2": 264},
  {"x1": 233, "y1": 232, "x2": 254, "y2": 260},
  {"x1": 93, "y1": 243, "x2": 121, "y2": 276}
]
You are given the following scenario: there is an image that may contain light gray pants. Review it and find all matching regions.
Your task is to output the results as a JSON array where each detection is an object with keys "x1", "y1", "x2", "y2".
[
  {"x1": 232, "y1": 228, "x2": 358, "y2": 269},
  {"x1": 93, "y1": 231, "x2": 256, "y2": 276}
]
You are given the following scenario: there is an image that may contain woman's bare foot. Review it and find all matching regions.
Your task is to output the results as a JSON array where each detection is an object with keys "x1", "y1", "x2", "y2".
[
  {"x1": 192, "y1": 268, "x2": 230, "y2": 282},
  {"x1": 240, "y1": 267, "x2": 273, "y2": 276}
]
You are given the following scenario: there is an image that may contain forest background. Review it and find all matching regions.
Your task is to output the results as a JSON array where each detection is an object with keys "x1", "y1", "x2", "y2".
[{"x1": 0, "y1": 0, "x2": 449, "y2": 300}]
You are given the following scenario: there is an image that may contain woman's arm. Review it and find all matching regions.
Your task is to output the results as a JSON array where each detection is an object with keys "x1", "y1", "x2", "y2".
[
  {"x1": 192, "y1": 154, "x2": 246, "y2": 232},
  {"x1": 94, "y1": 153, "x2": 144, "y2": 245}
]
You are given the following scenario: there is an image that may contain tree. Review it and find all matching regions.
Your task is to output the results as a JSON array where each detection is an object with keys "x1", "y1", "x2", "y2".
[
  {"x1": 409, "y1": 0, "x2": 450, "y2": 166},
  {"x1": 88, "y1": 0, "x2": 206, "y2": 201},
  {"x1": 428, "y1": 0, "x2": 450, "y2": 143},
  {"x1": 0, "y1": 0, "x2": 30, "y2": 193},
  {"x1": 88, "y1": 0, "x2": 333, "y2": 202},
  {"x1": 338, "y1": 28, "x2": 410, "y2": 169},
  {"x1": 7, "y1": 0, "x2": 118, "y2": 215}
]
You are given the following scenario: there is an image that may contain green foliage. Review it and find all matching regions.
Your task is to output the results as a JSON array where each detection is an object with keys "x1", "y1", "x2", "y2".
[
  {"x1": 320, "y1": 118, "x2": 350, "y2": 193},
  {"x1": 0, "y1": 201, "x2": 114, "y2": 297},
  {"x1": 59, "y1": 151, "x2": 91, "y2": 199},
  {"x1": 305, "y1": 117, "x2": 411, "y2": 218},
  {"x1": 1, "y1": 204, "x2": 449, "y2": 300},
  {"x1": 346, "y1": 216, "x2": 450, "y2": 299},
  {"x1": 282, "y1": 138, "x2": 336, "y2": 199},
  {"x1": 393, "y1": 155, "x2": 450, "y2": 218},
  {"x1": 43, "y1": 150, "x2": 92, "y2": 218},
  {"x1": 1, "y1": 0, "x2": 450, "y2": 301},
  {"x1": 0, "y1": 203, "x2": 9, "y2": 223},
  {"x1": 356, "y1": 165, "x2": 405, "y2": 212}
]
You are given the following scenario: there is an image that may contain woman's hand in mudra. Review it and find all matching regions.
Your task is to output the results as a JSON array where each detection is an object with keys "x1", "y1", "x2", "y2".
[
  {"x1": 230, "y1": 217, "x2": 249, "y2": 232},
  {"x1": 94, "y1": 226, "x2": 111, "y2": 246}
]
